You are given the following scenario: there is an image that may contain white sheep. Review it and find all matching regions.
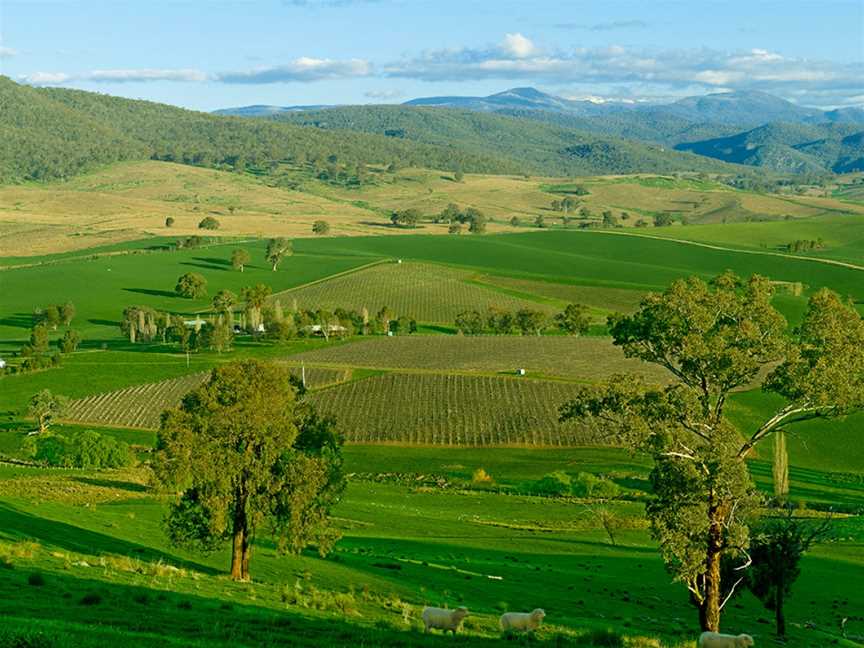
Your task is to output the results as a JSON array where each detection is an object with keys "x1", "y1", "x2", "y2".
[
  {"x1": 500, "y1": 608, "x2": 546, "y2": 632},
  {"x1": 421, "y1": 606, "x2": 469, "y2": 634},
  {"x1": 698, "y1": 631, "x2": 755, "y2": 648}
]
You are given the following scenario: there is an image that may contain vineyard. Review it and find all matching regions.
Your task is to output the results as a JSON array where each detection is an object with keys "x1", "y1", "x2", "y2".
[
  {"x1": 63, "y1": 366, "x2": 351, "y2": 429},
  {"x1": 289, "y1": 335, "x2": 671, "y2": 382},
  {"x1": 275, "y1": 261, "x2": 556, "y2": 323},
  {"x1": 309, "y1": 372, "x2": 603, "y2": 446}
]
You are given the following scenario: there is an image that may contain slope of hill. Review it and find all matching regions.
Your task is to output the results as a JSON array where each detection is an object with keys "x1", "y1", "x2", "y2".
[
  {"x1": 662, "y1": 90, "x2": 824, "y2": 126},
  {"x1": 0, "y1": 77, "x2": 520, "y2": 183},
  {"x1": 677, "y1": 122, "x2": 864, "y2": 173},
  {"x1": 271, "y1": 105, "x2": 739, "y2": 176}
]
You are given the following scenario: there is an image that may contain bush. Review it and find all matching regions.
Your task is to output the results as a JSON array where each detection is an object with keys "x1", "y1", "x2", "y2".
[
  {"x1": 198, "y1": 216, "x2": 220, "y2": 230},
  {"x1": 528, "y1": 471, "x2": 572, "y2": 497},
  {"x1": 27, "y1": 573, "x2": 45, "y2": 587},
  {"x1": 27, "y1": 431, "x2": 133, "y2": 469},
  {"x1": 572, "y1": 472, "x2": 622, "y2": 499},
  {"x1": 79, "y1": 592, "x2": 102, "y2": 606},
  {"x1": 575, "y1": 629, "x2": 624, "y2": 647}
]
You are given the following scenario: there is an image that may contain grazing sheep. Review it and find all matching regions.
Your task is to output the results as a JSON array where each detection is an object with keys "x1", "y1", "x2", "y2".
[
  {"x1": 698, "y1": 631, "x2": 755, "y2": 648},
  {"x1": 500, "y1": 608, "x2": 546, "y2": 632},
  {"x1": 421, "y1": 606, "x2": 469, "y2": 634}
]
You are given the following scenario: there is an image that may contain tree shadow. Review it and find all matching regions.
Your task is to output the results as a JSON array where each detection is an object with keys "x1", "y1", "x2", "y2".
[
  {"x1": 87, "y1": 318, "x2": 121, "y2": 328},
  {"x1": 123, "y1": 288, "x2": 179, "y2": 299},
  {"x1": 0, "y1": 313, "x2": 37, "y2": 330},
  {"x1": 180, "y1": 261, "x2": 230, "y2": 272},
  {"x1": 71, "y1": 477, "x2": 149, "y2": 493},
  {"x1": 192, "y1": 257, "x2": 232, "y2": 267},
  {"x1": 0, "y1": 502, "x2": 218, "y2": 575}
]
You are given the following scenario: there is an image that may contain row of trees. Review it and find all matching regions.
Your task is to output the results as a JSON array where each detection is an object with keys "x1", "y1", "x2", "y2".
[
  {"x1": 783, "y1": 238, "x2": 825, "y2": 253},
  {"x1": 455, "y1": 304, "x2": 591, "y2": 336},
  {"x1": 559, "y1": 273, "x2": 864, "y2": 633}
]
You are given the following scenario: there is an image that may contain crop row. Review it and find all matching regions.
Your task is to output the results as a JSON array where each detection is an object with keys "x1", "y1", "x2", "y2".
[
  {"x1": 63, "y1": 366, "x2": 350, "y2": 430},
  {"x1": 310, "y1": 372, "x2": 606, "y2": 447},
  {"x1": 277, "y1": 261, "x2": 555, "y2": 323}
]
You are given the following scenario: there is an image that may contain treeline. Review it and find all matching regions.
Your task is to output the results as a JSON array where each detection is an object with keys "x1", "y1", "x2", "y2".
[
  {"x1": 455, "y1": 304, "x2": 591, "y2": 336},
  {"x1": 0, "y1": 76, "x2": 516, "y2": 183},
  {"x1": 783, "y1": 238, "x2": 825, "y2": 253},
  {"x1": 5, "y1": 303, "x2": 81, "y2": 373}
]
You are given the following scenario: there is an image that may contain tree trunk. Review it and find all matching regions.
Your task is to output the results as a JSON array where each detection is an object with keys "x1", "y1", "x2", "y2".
[
  {"x1": 775, "y1": 581, "x2": 786, "y2": 638},
  {"x1": 230, "y1": 498, "x2": 251, "y2": 582},
  {"x1": 701, "y1": 504, "x2": 724, "y2": 632}
]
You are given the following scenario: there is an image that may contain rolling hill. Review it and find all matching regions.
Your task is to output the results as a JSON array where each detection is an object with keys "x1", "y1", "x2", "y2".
[
  {"x1": 677, "y1": 122, "x2": 864, "y2": 173},
  {"x1": 269, "y1": 105, "x2": 739, "y2": 176}
]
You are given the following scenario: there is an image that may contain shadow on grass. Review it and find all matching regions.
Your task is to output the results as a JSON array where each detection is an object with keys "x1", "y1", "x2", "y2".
[
  {"x1": 0, "y1": 568, "x2": 519, "y2": 647},
  {"x1": 0, "y1": 313, "x2": 37, "y2": 330},
  {"x1": 180, "y1": 262, "x2": 230, "y2": 272},
  {"x1": 123, "y1": 288, "x2": 179, "y2": 299},
  {"x1": 70, "y1": 477, "x2": 149, "y2": 493},
  {"x1": 0, "y1": 502, "x2": 217, "y2": 575}
]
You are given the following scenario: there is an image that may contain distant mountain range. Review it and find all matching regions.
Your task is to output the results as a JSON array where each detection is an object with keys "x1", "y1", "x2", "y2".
[{"x1": 217, "y1": 87, "x2": 864, "y2": 174}]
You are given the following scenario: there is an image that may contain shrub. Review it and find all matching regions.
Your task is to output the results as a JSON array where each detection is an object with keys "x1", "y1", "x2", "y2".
[
  {"x1": 198, "y1": 216, "x2": 220, "y2": 230},
  {"x1": 572, "y1": 472, "x2": 621, "y2": 499},
  {"x1": 472, "y1": 468, "x2": 493, "y2": 484},
  {"x1": 529, "y1": 471, "x2": 572, "y2": 497},
  {"x1": 27, "y1": 573, "x2": 45, "y2": 587},
  {"x1": 165, "y1": 216, "x2": 175, "y2": 227},
  {"x1": 27, "y1": 431, "x2": 133, "y2": 469},
  {"x1": 79, "y1": 592, "x2": 102, "y2": 606},
  {"x1": 575, "y1": 629, "x2": 624, "y2": 647}
]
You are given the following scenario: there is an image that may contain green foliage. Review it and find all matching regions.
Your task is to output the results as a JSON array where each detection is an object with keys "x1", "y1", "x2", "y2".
[
  {"x1": 230, "y1": 249, "x2": 250, "y2": 272},
  {"x1": 27, "y1": 389, "x2": 67, "y2": 435},
  {"x1": 555, "y1": 303, "x2": 591, "y2": 336},
  {"x1": 390, "y1": 208, "x2": 422, "y2": 228},
  {"x1": 153, "y1": 360, "x2": 345, "y2": 581},
  {"x1": 455, "y1": 310, "x2": 484, "y2": 336},
  {"x1": 265, "y1": 238, "x2": 293, "y2": 271},
  {"x1": 59, "y1": 330, "x2": 81, "y2": 354},
  {"x1": 26, "y1": 429, "x2": 133, "y2": 469},
  {"x1": 197, "y1": 216, "x2": 220, "y2": 231},
  {"x1": 175, "y1": 272, "x2": 207, "y2": 299},
  {"x1": 312, "y1": 220, "x2": 331, "y2": 235}
]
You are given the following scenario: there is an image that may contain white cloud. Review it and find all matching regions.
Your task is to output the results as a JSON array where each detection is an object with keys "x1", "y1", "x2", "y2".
[
  {"x1": 21, "y1": 68, "x2": 209, "y2": 85},
  {"x1": 364, "y1": 88, "x2": 403, "y2": 100},
  {"x1": 501, "y1": 33, "x2": 537, "y2": 59},
  {"x1": 217, "y1": 57, "x2": 372, "y2": 83},
  {"x1": 0, "y1": 45, "x2": 17, "y2": 59}
]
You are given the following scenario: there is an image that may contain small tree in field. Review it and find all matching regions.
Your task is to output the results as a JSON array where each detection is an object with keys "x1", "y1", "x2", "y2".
[
  {"x1": 448, "y1": 222, "x2": 462, "y2": 235},
  {"x1": 747, "y1": 510, "x2": 832, "y2": 639},
  {"x1": 312, "y1": 220, "x2": 330, "y2": 235},
  {"x1": 59, "y1": 302, "x2": 76, "y2": 326},
  {"x1": 560, "y1": 275, "x2": 864, "y2": 632},
  {"x1": 555, "y1": 303, "x2": 591, "y2": 336},
  {"x1": 515, "y1": 309, "x2": 546, "y2": 336},
  {"x1": 176, "y1": 272, "x2": 208, "y2": 299},
  {"x1": 153, "y1": 361, "x2": 345, "y2": 582},
  {"x1": 28, "y1": 390, "x2": 67, "y2": 435},
  {"x1": 455, "y1": 310, "x2": 484, "y2": 335},
  {"x1": 266, "y1": 238, "x2": 293, "y2": 271},
  {"x1": 165, "y1": 216, "x2": 175, "y2": 228},
  {"x1": 198, "y1": 216, "x2": 220, "y2": 230},
  {"x1": 42, "y1": 305, "x2": 61, "y2": 330},
  {"x1": 59, "y1": 329, "x2": 81, "y2": 354},
  {"x1": 231, "y1": 249, "x2": 250, "y2": 272}
]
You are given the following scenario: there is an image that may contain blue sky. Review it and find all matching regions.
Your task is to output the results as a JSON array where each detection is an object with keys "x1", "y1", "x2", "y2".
[{"x1": 1, "y1": 0, "x2": 862, "y2": 110}]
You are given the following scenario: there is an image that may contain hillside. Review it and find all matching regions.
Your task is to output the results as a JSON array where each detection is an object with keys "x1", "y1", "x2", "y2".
[
  {"x1": 677, "y1": 122, "x2": 864, "y2": 173},
  {"x1": 270, "y1": 105, "x2": 739, "y2": 176},
  {"x1": 0, "y1": 77, "x2": 518, "y2": 183}
]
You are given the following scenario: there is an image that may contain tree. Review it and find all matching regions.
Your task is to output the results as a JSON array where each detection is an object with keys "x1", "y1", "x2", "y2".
[
  {"x1": 747, "y1": 510, "x2": 832, "y2": 639},
  {"x1": 59, "y1": 302, "x2": 76, "y2": 327},
  {"x1": 265, "y1": 238, "x2": 293, "y2": 271},
  {"x1": 241, "y1": 284, "x2": 272, "y2": 334},
  {"x1": 440, "y1": 203, "x2": 461, "y2": 223},
  {"x1": 448, "y1": 222, "x2": 462, "y2": 235},
  {"x1": 455, "y1": 310, "x2": 484, "y2": 335},
  {"x1": 42, "y1": 305, "x2": 61, "y2": 330},
  {"x1": 602, "y1": 211, "x2": 618, "y2": 228},
  {"x1": 200, "y1": 320, "x2": 234, "y2": 353},
  {"x1": 468, "y1": 210, "x2": 487, "y2": 234},
  {"x1": 515, "y1": 309, "x2": 547, "y2": 336},
  {"x1": 165, "y1": 216, "x2": 175, "y2": 228},
  {"x1": 654, "y1": 213, "x2": 674, "y2": 227},
  {"x1": 560, "y1": 275, "x2": 864, "y2": 632},
  {"x1": 198, "y1": 216, "x2": 220, "y2": 230},
  {"x1": 390, "y1": 208, "x2": 421, "y2": 228},
  {"x1": 454, "y1": 167, "x2": 464, "y2": 182},
  {"x1": 486, "y1": 307, "x2": 515, "y2": 334},
  {"x1": 59, "y1": 329, "x2": 81, "y2": 354},
  {"x1": 312, "y1": 220, "x2": 330, "y2": 235},
  {"x1": 176, "y1": 272, "x2": 208, "y2": 299},
  {"x1": 231, "y1": 249, "x2": 251, "y2": 272},
  {"x1": 28, "y1": 390, "x2": 67, "y2": 435},
  {"x1": 121, "y1": 305, "x2": 161, "y2": 343},
  {"x1": 555, "y1": 303, "x2": 591, "y2": 336},
  {"x1": 534, "y1": 215, "x2": 546, "y2": 228},
  {"x1": 212, "y1": 289, "x2": 237, "y2": 315},
  {"x1": 509, "y1": 216, "x2": 521, "y2": 227},
  {"x1": 153, "y1": 361, "x2": 345, "y2": 581}
]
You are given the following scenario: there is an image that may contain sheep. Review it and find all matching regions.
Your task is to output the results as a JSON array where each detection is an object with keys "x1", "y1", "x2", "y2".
[
  {"x1": 421, "y1": 606, "x2": 469, "y2": 634},
  {"x1": 698, "y1": 631, "x2": 755, "y2": 648},
  {"x1": 500, "y1": 608, "x2": 546, "y2": 633}
]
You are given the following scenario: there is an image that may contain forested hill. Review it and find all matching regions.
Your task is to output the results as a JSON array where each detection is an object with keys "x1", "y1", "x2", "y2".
[
  {"x1": 270, "y1": 105, "x2": 740, "y2": 176},
  {"x1": 677, "y1": 122, "x2": 864, "y2": 174},
  {"x1": 0, "y1": 77, "x2": 518, "y2": 183}
]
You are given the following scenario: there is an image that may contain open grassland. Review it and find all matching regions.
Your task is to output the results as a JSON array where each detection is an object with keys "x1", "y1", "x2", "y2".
[
  {"x1": 0, "y1": 444, "x2": 861, "y2": 647},
  {"x1": 277, "y1": 261, "x2": 558, "y2": 323},
  {"x1": 4, "y1": 160, "x2": 863, "y2": 258},
  {"x1": 62, "y1": 366, "x2": 350, "y2": 429},
  {"x1": 640, "y1": 213, "x2": 864, "y2": 266},
  {"x1": 289, "y1": 335, "x2": 670, "y2": 382},
  {"x1": 472, "y1": 276, "x2": 647, "y2": 315}
]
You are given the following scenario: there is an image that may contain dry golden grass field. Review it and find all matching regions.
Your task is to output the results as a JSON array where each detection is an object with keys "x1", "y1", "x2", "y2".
[{"x1": 4, "y1": 160, "x2": 863, "y2": 258}]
